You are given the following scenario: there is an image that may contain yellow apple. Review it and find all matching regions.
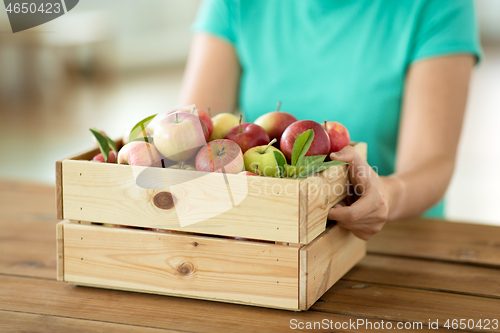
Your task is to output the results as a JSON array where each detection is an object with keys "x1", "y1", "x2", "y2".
[{"x1": 209, "y1": 113, "x2": 239, "y2": 141}]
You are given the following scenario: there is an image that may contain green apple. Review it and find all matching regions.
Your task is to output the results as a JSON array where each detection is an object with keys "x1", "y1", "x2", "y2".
[
  {"x1": 243, "y1": 139, "x2": 285, "y2": 177},
  {"x1": 210, "y1": 113, "x2": 240, "y2": 140}
]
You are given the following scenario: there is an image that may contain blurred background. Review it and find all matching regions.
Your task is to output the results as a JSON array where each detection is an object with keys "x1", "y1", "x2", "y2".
[{"x1": 0, "y1": 0, "x2": 499, "y2": 225}]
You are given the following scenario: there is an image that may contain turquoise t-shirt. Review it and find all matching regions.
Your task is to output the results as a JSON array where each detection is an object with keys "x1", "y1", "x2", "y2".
[{"x1": 192, "y1": 0, "x2": 481, "y2": 218}]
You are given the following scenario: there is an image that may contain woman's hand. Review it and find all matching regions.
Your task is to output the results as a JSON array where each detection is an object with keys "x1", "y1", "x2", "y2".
[{"x1": 328, "y1": 146, "x2": 396, "y2": 240}]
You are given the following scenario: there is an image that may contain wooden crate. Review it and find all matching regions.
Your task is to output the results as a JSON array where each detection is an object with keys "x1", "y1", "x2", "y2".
[
  {"x1": 56, "y1": 140, "x2": 367, "y2": 310},
  {"x1": 56, "y1": 140, "x2": 367, "y2": 244},
  {"x1": 56, "y1": 220, "x2": 365, "y2": 311}
]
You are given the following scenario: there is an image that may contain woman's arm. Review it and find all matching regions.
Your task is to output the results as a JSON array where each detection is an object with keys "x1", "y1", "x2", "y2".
[
  {"x1": 178, "y1": 33, "x2": 241, "y2": 114},
  {"x1": 329, "y1": 54, "x2": 475, "y2": 240}
]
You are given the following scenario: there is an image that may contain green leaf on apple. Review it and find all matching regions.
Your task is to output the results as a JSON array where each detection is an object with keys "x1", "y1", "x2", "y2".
[
  {"x1": 90, "y1": 128, "x2": 111, "y2": 163},
  {"x1": 291, "y1": 129, "x2": 314, "y2": 167},
  {"x1": 297, "y1": 160, "x2": 347, "y2": 178},
  {"x1": 296, "y1": 154, "x2": 326, "y2": 168},
  {"x1": 128, "y1": 114, "x2": 157, "y2": 144},
  {"x1": 104, "y1": 136, "x2": 117, "y2": 152},
  {"x1": 273, "y1": 151, "x2": 286, "y2": 178},
  {"x1": 90, "y1": 128, "x2": 116, "y2": 152}
]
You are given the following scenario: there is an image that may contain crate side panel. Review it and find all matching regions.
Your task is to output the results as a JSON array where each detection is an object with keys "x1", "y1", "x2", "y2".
[
  {"x1": 304, "y1": 142, "x2": 368, "y2": 244},
  {"x1": 63, "y1": 223, "x2": 299, "y2": 310},
  {"x1": 301, "y1": 225, "x2": 366, "y2": 309},
  {"x1": 304, "y1": 173, "x2": 348, "y2": 244},
  {"x1": 62, "y1": 160, "x2": 300, "y2": 243},
  {"x1": 56, "y1": 221, "x2": 68, "y2": 281},
  {"x1": 56, "y1": 160, "x2": 63, "y2": 220}
]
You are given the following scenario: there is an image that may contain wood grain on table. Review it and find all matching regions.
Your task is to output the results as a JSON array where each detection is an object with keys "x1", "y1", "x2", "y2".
[{"x1": 1, "y1": 180, "x2": 499, "y2": 333}]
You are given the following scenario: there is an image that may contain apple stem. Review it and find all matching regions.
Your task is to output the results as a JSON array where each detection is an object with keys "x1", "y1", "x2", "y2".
[
  {"x1": 180, "y1": 161, "x2": 185, "y2": 169},
  {"x1": 254, "y1": 165, "x2": 258, "y2": 173},
  {"x1": 175, "y1": 112, "x2": 179, "y2": 123},
  {"x1": 191, "y1": 106, "x2": 196, "y2": 114},
  {"x1": 238, "y1": 114, "x2": 243, "y2": 133},
  {"x1": 276, "y1": 100, "x2": 281, "y2": 112},
  {"x1": 207, "y1": 107, "x2": 212, "y2": 117},
  {"x1": 218, "y1": 147, "x2": 225, "y2": 157},
  {"x1": 323, "y1": 120, "x2": 327, "y2": 131},
  {"x1": 261, "y1": 138, "x2": 277, "y2": 154}
]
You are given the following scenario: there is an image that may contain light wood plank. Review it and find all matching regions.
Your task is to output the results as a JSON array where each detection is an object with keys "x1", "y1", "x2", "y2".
[
  {"x1": 56, "y1": 221, "x2": 67, "y2": 281},
  {"x1": 0, "y1": 275, "x2": 452, "y2": 332},
  {"x1": 62, "y1": 160, "x2": 302, "y2": 243},
  {"x1": 0, "y1": 310, "x2": 176, "y2": 333},
  {"x1": 63, "y1": 222, "x2": 299, "y2": 310},
  {"x1": 56, "y1": 160, "x2": 63, "y2": 220},
  {"x1": 298, "y1": 249, "x2": 307, "y2": 311},
  {"x1": 369, "y1": 218, "x2": 500, "y2": 267},
  {"x1": 303, "y1": 175, "x2": 348, "y2": 243},
  {"x1": 298, "y1": 181, "x2": 308, "y2": 244},
  {"x1": 313, "y1": 280, "x2": 500, "y2": 332},
  {"x1": 300, "y1": 225, "x2": 366, "y2": 309},
  {"x1": 54, "y1": 137, "x2": 122, "y2": 221},
  {"x1": 344, "y1": 254, "x2": 500, "y2": 299}
]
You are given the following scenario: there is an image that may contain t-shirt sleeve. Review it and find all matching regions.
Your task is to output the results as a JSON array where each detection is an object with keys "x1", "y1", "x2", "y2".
[
  {"x1": 409, "y1": 0, "x2": 482, "y2": 64},
  {"x1": 191, "y1": 0, "x2": 238, "y2": 45}
]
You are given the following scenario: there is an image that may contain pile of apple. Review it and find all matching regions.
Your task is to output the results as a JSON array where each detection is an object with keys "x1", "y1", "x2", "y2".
[{"x1": 90, "y1": 102, "x2": 350, "y2": 179}]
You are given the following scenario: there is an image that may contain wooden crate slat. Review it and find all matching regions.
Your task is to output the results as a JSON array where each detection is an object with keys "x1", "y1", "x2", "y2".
[
  {"x1": 56, "y1": 160, "x2": 63, "y2": 220},
  {"x1": 368, "y1": 218, "x2": 500, "y2": 267},
  {"x1": 313, "y1": 280, "x2": 500, "y2": 332},
  {"x1": 303, "y1": 175, "x2": 348, "y2": 243},
  {"x1": 59, "y1": 141, "x2": 366, "y2": 245},
  {"x1": 62, "y1": 160, "x2": 301, "y2": 243},
  {"x1": 344, "y1": 254, "x2": 500, "y2": 299},
  {"x1": 55, "y1": 137, "x2": 122, "y2": 221},
  {"x1": 300, "y1": 225, "x2": 366, "y2": 310},
  {"x1": 63, "y1": 223, "x2": 300, "y2": 310},
  {"x1": 56, "y1": 221, "x2": 67, "y2": 281}
]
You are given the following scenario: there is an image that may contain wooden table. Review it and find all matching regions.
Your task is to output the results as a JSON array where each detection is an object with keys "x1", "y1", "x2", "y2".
[{"x1": 1, "y1": 180, "x2": 499, "y2": 332}]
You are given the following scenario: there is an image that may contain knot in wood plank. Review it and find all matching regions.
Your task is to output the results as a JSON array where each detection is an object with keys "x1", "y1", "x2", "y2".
[
  {"x1": 153, "y1": 192, "x2": 174, "y2": 210},
  {"x1": 177, "y1": 262, "x2": 195, "y2": 276}
]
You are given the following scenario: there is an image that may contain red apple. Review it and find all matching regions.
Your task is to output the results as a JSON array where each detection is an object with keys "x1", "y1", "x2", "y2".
[
  {"x1": 92, "y1": 151, "x2": 117, "y2": 163},
  {"x1": 324, "y1": 120, "x2": 350, "y2": 153},
  {"x1": 194, "y1": 109, "x2": 213, "y2": 137},
  {"x1": 117, "y1": 142, "x2": 162, "y2": 167},
  {"x1": 225, "y1": 115, "x2": 270, "y2": 153},
  {"x1": 169, "y1": 108, "x2": 213, "y2": 138},
  {"x1": 154, "y1": 112, "x2": 209, "y2": 162},
  {"x1": 254, "y1": 101, "x2": 297, "y2": 145},
  {"x1": 195, "y1": 139, "x2": 244, "y2": 174},
  {"x1": 280, "y1": 120, "x2": 331, "y2": 162}
]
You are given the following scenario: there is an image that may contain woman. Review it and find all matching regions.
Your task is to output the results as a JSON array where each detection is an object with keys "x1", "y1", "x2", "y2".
[{"x1": 178, "y1": 0, "x2": 481, "y2": 240}]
